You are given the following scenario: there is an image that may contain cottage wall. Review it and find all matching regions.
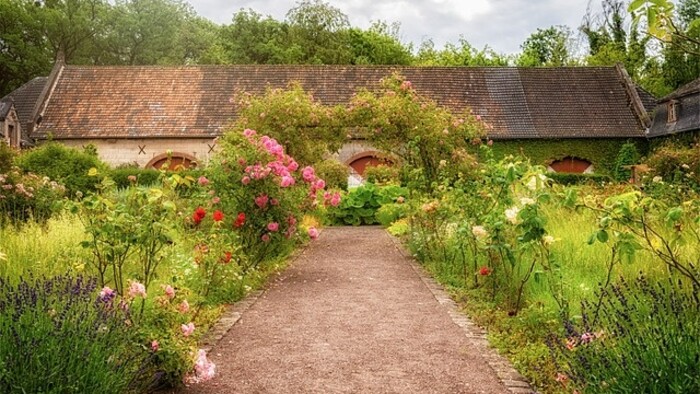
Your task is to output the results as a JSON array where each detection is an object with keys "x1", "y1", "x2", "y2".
[{"x1": 59, "y1": 138, "x2": 218, "y2": 167}]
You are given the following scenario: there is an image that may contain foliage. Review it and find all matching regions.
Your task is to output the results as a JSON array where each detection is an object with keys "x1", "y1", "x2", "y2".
[
  {"x1": 0, "y1": 142, "x2": 16, "y2": 174},
  {"x1": 15, "y1": 142, "x2": 107, "y2": 197},
  {"x1": 613, "y1": 141, "x2": 640, "y2": 181},
  {"x1": 363, "y1": 164, "x2": 400, "y2": 185},
  {"x1": 630, "y1": 0, "x2": 700, "y2": 55},
  {"x1": 645, "y1": 142, "x2": 700, "y2": 188},
  {"x1": 328, "y1": 183, "x2": 406, "y2": 226},
  {"x1": 549, "y1": 276, "x2": 700, "y2": 393},
  {"x1": 487, "y1": 138, "x2": 649, "y2": 177},
  {"x1": 375, "y1": 202, "x2": 408, "y2": 227},
  {"x1": 0, "y1": 168, "x2": 65, "y2": 226},
  {"x1": 314, "y1": 159, "x2": 348, "y2": 190},
  {"x1": 110, "y1": 168, "x2": 162, "y2": 188},
  {"x1": 70, "y1": 172, "x2": 177, "y2": 295},
  {"x1": 232, "y1": 82, "x2": 346, "y2": 166},
  {"x1": 208, "y1": 128, "x2": 335, "y2": 265},
  {"x1": 0, "y1": 275, "x2": 152, "y2": 394},
  {"x1": 547, "y1": 172, "x2": 612, "y2": 186},
  {"x1": 348, "y1": 73, "x2": 483, "y2": 190},
  {"x1": 517, "y1": 25, "x2": 575, "y2": 67},
  {"x1": 414, "y1": 38, "x2": 508, "y2": 66}
]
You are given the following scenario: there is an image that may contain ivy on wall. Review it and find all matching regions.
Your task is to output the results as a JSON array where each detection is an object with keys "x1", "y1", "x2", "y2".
[{"x1": 485, "y1": 138, "x2": 649, "y2": 175}]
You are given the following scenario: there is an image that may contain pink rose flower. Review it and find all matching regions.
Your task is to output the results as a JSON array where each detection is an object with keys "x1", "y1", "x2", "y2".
[
  {"x1": 128, "y1": 281, "x2": 147, "y2": 298},
  {"x1": 99, "y1": 286, "x2": 114, "y2": 299},
  {"x1": 255, "y1": 194, "x2": 269, "y2": 209},
  {"x1": 301, "y1": 166, "x2": 316, "y2": 183},
  {"x1": 194, "y1": 349, "x2": 216, "y2": 382},
  {"x1": 287, "y1": 161, "x2": 299, "y2": 172},
  {"x1": 308, "y1": 227, "x2": 319, "y2": 240},
  {"x1": 261, "y1": 234, "x2": 271, "y2": 243},
  {"x1": 330, "y1": 192, "x2": 341, "y2": 207},
  {"x1": 280, "y1": 175, "x2": 295, "y2": 187},
  {"x1": 151, "y1": 340, "x2": 159, "y2": 352},
  {"x1": 164, "y1": 285, "x2": 175, "y2": 299},
  {"x1": 243, "y1": 129, "x2": 256, "y2": 138},
  {"x1": 212, "y1": 196, "x2": 220, "y2": 204},
  {"x1": 197, "y1": 176, "x2": 209, "y2": 186},
  {"x1": 267, "y1": 222, "x2": 279, "y2": 232},
  {"x1": 241, "y1": 176, "x2": 251, "y2": 185},
  {"x1": 181, "y1": 322, "x2": 195, "y2": 337},
  {"x1": 178, "y1": 300, "x2": 190, "y2": 313}
]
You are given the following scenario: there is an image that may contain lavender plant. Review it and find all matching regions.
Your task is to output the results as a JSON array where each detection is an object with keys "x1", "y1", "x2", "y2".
[{"x1": 0, "y1": 275, "x2": 152, "y2": 393}]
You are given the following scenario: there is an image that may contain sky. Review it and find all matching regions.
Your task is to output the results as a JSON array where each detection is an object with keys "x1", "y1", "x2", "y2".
[{"x1": 187, "y1": 0, "x2": 605, "y2": 55}]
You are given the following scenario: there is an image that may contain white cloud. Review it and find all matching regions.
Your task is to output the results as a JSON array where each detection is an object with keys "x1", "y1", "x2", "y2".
[{"x1": 188, "y1": 0, "x2": 598, "y2": 54}]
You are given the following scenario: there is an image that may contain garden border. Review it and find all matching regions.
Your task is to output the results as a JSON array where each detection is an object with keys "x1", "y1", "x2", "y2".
[{"x1": 388, "y1": 233, "x2": 536, "y2": 394}]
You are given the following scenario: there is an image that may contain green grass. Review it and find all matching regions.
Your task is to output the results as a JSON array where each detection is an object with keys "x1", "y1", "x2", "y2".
[{"x1": 0, "y1": 215, "x2": 88, "y2": 280}]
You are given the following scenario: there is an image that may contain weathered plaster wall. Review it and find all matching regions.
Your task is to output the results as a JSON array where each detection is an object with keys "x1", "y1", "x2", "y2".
[{"x1": 60, "y1": 138, "x2": 218, "y2": 167}]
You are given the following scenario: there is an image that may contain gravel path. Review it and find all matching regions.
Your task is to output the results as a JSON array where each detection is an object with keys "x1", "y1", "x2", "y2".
[{"x1": 180, "y1": 226, "x2": 516, "y2": 393}]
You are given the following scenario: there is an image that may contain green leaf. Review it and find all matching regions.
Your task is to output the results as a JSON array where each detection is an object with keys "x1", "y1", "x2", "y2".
[{"x1": 597, "y1": 230, "x2": 609, "y2": 243}]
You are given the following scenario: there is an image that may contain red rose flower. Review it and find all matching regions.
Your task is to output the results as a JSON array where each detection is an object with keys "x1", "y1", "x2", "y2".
[
  {"x1": 234, "y1": 212, "x2": 246, "y2": 228},
  {"x1": 213, "y1": 210, "x2": 224, "y2": 222},
  {"x1": 479, "y1": 266, "x2": 492, "y2": 276},
  {"x1": 221, "y1": 251, "x2": 232, "y2": 264}
]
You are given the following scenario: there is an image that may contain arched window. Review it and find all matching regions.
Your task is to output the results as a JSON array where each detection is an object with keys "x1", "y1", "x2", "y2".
[
  {"x1": 146, "y1": 152, "x2": 198, "y2": 170},
  {"x1": 548, "y1": 157, "x2": 593, "y2": 174}
]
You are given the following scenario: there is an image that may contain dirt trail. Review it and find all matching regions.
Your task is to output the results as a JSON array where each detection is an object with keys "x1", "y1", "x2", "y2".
[{"x1": 180, "y1": 226, "x2": 520, "y2": 393}]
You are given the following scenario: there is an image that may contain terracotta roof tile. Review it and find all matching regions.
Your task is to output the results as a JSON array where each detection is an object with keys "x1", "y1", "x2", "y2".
[
  {"x1": 34, "y1": 65, "x2": 647, "y2": 140},
  {"x1": 2, "y1": 77, "x2": 47, "y2": 127}
]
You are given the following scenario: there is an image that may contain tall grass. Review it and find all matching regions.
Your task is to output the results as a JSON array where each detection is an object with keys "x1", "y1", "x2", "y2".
[{"x1": 0, "y1": 215, "x2": 88, "y2": 280}]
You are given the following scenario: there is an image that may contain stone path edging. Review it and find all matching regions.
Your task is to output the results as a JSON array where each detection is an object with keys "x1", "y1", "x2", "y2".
[{"x1": 388, "y1": 233, "x2": 536, "y2": 394}]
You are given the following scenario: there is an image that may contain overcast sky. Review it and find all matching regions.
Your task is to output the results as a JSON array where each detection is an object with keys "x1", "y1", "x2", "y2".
[{"x1": 188, "y1": 0, "x2": 605, "y2": 55}]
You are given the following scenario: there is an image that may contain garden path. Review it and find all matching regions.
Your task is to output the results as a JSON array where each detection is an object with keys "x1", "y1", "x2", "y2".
[{"x1": 178, "y1": 226, "x2": 528, "y2": 394}]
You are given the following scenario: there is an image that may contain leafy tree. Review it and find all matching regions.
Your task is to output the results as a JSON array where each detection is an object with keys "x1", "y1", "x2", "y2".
[
  {"x1": 415, "y1": 38, "x2": 508, "y2": 66},
  {"x1": 517, "y1": 25, "x2": 574, "y2": 66},
  {"x1": 347, "y1": 21, "x2": 413, "y2": 65},
  {"x1": 629, "y1": 0, "x2": 700, "y2": 55},
  {"x1": 285, "y1": 0, "x2": 352, "y2": 64},
  {"x1": 218, "y1": 9, "x2": 297, "y2": 64},
  {"x1": 661, "y1": 0, "x2": 700, "y2": 89}
]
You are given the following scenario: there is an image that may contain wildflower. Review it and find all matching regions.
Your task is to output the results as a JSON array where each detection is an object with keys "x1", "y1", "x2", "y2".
[
  {"x1": 164, "y1": 285, "x2": 175, "y2": 299},
  {"x1": 212, "y1": 210, "x2": 224, "y2": 222},
  {"x1": 479, "y1": 266, "x2": 491, "y2": 276},
  {"x1": 234, "y1": 212, "x2": 246, "y2": 228},
  {"x1": 99, "y1": 286, "x2": 115, "y2": 302},
  {"x1": 555, "y1": 373, "x2": 569, "y2": 386},
  {"x1": 400, "y1": 80, "x2": 412, "y2": 90},
  {"x1": 267, "y1": 222, "x2": 279, "y2": 232},
  {"x1": 261, "y1": 234, "x2": 271, "y2": 243},
  {"x1": 580, "y1": 332, "x2": 595, "y2": 344},
  {"x1": 472, "y1": 225, "x2": 489, "y2": 239},
  {"x1": 682, "y1": 164, "x2": 690, "y2": 170},
  {"x1": 179, "y1": 300, "x2": 190, "y2": 313},
  {"x1": 520, "y1": 197, "x2": 535, "y2": 206},
  {"x1": 652, "y1": 175, "x2": 663, "y2": 183},
  {"x1": 212, "y1": 196, "x2": 220, "y2": 204},
  {"x1": 243, "y1": 128, "x2": 256, "y2": 138},
  {"x1": 421, "y1": 201, "x2": 439, "y2": 213},
  {"x1": 181, "y1": 322, "x2": 195, "y2": 337},
  {"x1": 543, "y1": 235, "x2": 556, "y2": 246},
  {"x1": 241, "y1": 176, "x2": 251, "y2": 185},
  {"x1": 505, "y1": 206, "x2": 520, "y2": 224},
  {"x1": 151, "y1": 340, "x2": 159, "y2": 352},
  {"x1": 308, "y1": 227, "x2": 319, "y2": 240},
  {"x1": 565, "y1": 337, "x2": 577, "y2": 351},
  {"x1": 197, "y1": 176, "x2": 209, "y2": 186},
  {"x1": 129, "y1": 281, "x2": 147, "y2": 298},
  {"x1": 270, "y1": 198, "x2": 279, "y2": 206}
]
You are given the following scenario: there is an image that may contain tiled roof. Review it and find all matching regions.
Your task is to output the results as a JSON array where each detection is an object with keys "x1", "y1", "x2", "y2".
[
  {"x1": 34, "y1": 65, "x2": 649, "y2": 140},
  {"x1": 2, "y1": 77, "x2": 47, "y2": 126},
  {"x1": 660, "y1": 77, "x2": 700, "y2": 102},
  {"x1": 0, "y1": 99, "x2": 11, "y2": 120}
]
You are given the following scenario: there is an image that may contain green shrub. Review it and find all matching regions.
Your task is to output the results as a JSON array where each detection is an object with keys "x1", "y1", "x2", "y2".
[
  {"x1": 314, "y1": 159, "x2": 348, "y2": 190},
  {"x1": 375, "y1": 202, "x2": 408, "y2": 226},
  {"x1": 550, "y1": 276, "x2": 700, "y2": 393},
  {"x1": 547, "y1": 172, "x2": 612, "y2": 186},
  {"x1": 329, "y1": 183, "x2": 407, "y2": 225},
  {"x1": 0, "y1": 142, "x2": 15, "y2": 174},
  {"x1": 363, "y1": 164, "x2": 400, "y2": 185},
  {"x1": 0, "y1": 168, "x2": 65, "y2": 226},
  {"x1": 645, "y1": 143, "x2": 700, "y2": 188},
  {"x1": 613, "y1": 141, "x2": 640, "y2": 182},
  {"x1": 110, "y1": 168, "x2": 162, "y2": 188},
  {"x1": 15, "y1": 143, "x2": 107, "y2": 196},
  {"x1": 0, "y1": 275, "x2": 152, "y2": 393}
]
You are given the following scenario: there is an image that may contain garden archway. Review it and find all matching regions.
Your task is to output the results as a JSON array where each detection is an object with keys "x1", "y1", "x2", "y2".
[{"x1": 548, "y1": 157, "x2": 593, "y2": 174}]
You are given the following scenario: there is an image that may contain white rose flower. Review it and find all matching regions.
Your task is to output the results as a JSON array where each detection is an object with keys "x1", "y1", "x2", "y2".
[
  {"x1": 652, "y1": 175, "x2": 663, "y2": 183},
  {"x1": 505, "y1": 206, "x2": 520, "y2": 224}
]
